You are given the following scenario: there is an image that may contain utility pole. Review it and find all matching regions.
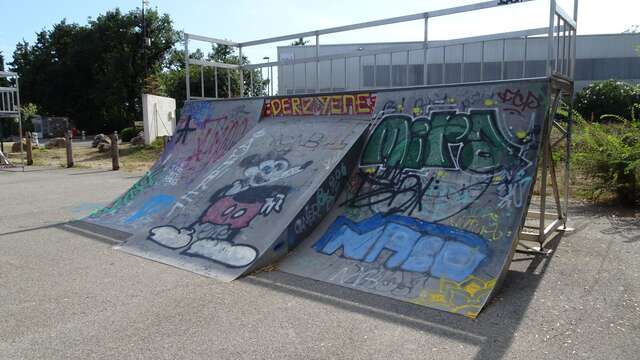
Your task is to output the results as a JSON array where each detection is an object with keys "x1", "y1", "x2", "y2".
[{"x1": 142, "y1": 0, "x2": 149, "y2": 92}]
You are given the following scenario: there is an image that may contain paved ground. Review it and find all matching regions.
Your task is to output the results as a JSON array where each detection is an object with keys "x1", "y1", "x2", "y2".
[{"x1": 0, "y1": 167, "x2": 638, "y2": 360}]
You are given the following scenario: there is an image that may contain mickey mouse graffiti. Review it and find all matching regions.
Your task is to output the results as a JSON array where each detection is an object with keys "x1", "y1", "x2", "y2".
[{"x1": 148, "y1": 151, "x2": 312, "y2": 268}]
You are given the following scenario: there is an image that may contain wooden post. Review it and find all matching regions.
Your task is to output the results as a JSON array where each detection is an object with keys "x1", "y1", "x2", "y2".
[
  {"x1": 111, "y1": 131, "x2": 120, "y2": 171},
  {"x1": 66, "y1": 130, "x2": 74, "y2": 168},
  {"x1": 25, "y1": 132, "x2": 33, "y2": 165}
]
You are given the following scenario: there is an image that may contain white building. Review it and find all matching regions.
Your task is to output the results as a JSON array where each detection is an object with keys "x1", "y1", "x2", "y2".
[{"x1": 276, "y1": 33, "x2": 640, "y2": 94}]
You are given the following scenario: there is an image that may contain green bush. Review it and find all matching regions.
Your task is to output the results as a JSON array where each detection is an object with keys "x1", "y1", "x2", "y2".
[
  {"x1": 573, "y1": 104, "x2": 640, "y2": 205},
  {"x1": 574, "y1": 80, "x2": 640, "y2": 122},
  {"x1": 119, "y1": 127, "x2": 138, "y2": 142}
]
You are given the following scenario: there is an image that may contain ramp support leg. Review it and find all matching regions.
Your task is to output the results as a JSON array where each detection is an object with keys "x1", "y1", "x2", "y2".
[{"x1": 519, "y1": 81, "x2": 574, "y2": 255}]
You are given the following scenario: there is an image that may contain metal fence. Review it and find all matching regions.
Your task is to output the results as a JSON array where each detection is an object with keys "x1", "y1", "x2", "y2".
[{"x1": 184, "y1": 0, "x2": 578, "y2": 100}]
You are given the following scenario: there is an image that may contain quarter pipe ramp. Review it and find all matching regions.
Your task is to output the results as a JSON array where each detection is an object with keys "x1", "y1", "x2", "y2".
[{"x1": 83, "y1": 79, "x2": 550, "y2": 317}]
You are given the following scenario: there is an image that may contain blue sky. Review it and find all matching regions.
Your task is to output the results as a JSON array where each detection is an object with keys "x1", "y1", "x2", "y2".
[{"x1": 1, "y1": 0, "x2": 637, "y2": 66}]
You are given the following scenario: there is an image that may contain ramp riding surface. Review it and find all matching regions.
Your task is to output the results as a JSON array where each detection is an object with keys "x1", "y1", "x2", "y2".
[
  {"x1": 84, "y1": 80, "x2": 550, "y2": 316},
  {"x1": 278, "y1": 79, "x2": 550, "y2": 318},
  {"x1": 83, "y1": 95, "x2": 372, "y2": 280}
]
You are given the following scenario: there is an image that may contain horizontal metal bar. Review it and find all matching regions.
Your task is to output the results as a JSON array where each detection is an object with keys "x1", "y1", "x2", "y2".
[
  {"x1": 555, "y1": 4, "x2": 577, "y2": 29},
  {"x1": 526, "y1": 210, "x2": 559, "y2": 221},
  {"x1": 0, "y1": 87, "x2": 17, "y2": 92},
  {"x1": 188, "y1": 96, "x2": 217, "y2": 100},
  {"x1": 188, "y1": 58, "x2": 241, "y2": 70},
  {"x1": 429, "y1": 26, "x2": 551, "y2": 47},
  {"x1": 243, "y1": 26, "x2": 551, "y2": 70},
  {"x1": 0, "y1": 71, "x2": 18, "y2": 78},
  {"x1": 185, "y1": 33, "x2": 239, "y2": 47},
  {"x1": 239, "y1": 0, "x2": 534, "y2": 47}
]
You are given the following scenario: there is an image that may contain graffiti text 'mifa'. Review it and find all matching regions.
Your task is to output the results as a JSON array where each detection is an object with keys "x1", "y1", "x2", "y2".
[{"x1": 263, "y1": 93, "x2": 376, "y2": 117}]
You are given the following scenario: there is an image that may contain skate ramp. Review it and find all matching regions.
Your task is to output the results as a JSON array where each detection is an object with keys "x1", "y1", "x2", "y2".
[
  {"x1": 83, "y1": 93, "x2": 374, "y2": 281},
  {"x1": 278, "y1": 79, "x2": 550, "y2": 318},
  {"x1": 83, "y1": 99, "x2": 264, "y2": 234}
]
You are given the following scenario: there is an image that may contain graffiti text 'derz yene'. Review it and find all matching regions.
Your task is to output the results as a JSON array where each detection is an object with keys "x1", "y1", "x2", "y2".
[
  {"x1": 263, "y1": 93, "x2": 376, "y2": 117},
  {"x1": 361, "y1": 110, "x2": 519, "y2": 174}
]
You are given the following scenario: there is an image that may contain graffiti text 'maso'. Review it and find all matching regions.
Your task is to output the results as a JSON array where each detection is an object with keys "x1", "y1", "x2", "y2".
[{"x1": 361, "y1": 110, "x2": 520, "y2": 174}]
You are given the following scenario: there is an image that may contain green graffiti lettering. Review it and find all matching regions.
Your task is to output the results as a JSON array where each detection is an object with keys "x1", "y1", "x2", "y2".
[{"x1": 361, "y1": 110, "x2": 519, "y2": 174}]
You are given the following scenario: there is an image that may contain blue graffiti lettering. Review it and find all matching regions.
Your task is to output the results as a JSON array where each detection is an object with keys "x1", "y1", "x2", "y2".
[{"x1": 313, "y1": 214, "x2": 488, "y2": 282}]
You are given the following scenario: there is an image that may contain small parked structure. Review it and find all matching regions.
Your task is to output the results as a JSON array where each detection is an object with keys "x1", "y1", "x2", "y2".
[{"x1": 142, "y1": 94, "x2": 176, "y2": 145}]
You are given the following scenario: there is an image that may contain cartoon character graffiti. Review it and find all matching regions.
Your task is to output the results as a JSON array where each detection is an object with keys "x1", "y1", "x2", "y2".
[{"x1": 148, "y1": 151, "x2": 313, "y2": 268}]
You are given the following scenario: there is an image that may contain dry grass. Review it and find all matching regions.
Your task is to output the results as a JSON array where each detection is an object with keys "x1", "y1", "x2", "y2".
[{"x1": 3, "y1": 141, "x2": 161, "y2": 172}]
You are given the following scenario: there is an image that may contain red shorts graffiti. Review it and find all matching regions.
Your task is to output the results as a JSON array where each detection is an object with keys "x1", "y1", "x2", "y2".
[{"x1": 262, "y1": 93, "x2": 376, "y2": 117}]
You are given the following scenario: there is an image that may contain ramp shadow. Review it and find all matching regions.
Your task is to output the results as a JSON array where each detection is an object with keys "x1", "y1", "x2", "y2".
[
  {"x1": 242, "y1": 233, "x2": 565, "y2": 360},
  {"x1": 0, "y1": 220, "x2": 128, "y2": 246}
]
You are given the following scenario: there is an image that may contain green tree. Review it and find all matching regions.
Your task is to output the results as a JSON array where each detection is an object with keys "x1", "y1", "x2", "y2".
[
  {"x1": 9, "y1": 9, "x2": 180, "y2": 133},
  {"x1": 574, "y1": 80, "x2": 640, "y2": 121}
]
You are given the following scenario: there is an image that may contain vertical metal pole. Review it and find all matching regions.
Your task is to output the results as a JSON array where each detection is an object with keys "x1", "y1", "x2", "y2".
[
  {"x1": 250, "y1": 69, "x2": 254, "y2": 97},
  {"x1": 315, "y1": 33, "x2": 320, "y2": 93},
  {"x1": 305, "y1": 62, "x2": 309, "y2": 93},
  {"x1": 423, "y1": 15, "x2": 429, "y2": 85},
  {"x1": 214, "y1": 67, "x2": 219, "y2": 98},
  {"x1": 373, "y1": 54, "x2": 377, "y2": 88},
  {"x1": 568, "y1": 29, "x2": 573, "y2": 78},
  {"x1": 480, "y1": 41, "x2": 485, "y2": 81},
  {"x1": 501, "y1": 39, "x2": 506, "y2": 80},
  {"x1": 185, "y1": 34, "x2": 190, "y2": 101},
  {"x1": 547, "y1": 0, "x2": 556, "y2": 76},
  {"x1": 358, "y1": 56, "x2": 362, "y2": 89},
  {"x1": 270, "y1": 66, "x2": 274, "y2": 96},
  {"x1": 564, "y1": 97, "x2": 573, "y2": 225},
  {"x1": 292, "y1": 62, "x2": 296, "y2": 95},
  {"x1": 200, "y1": 66, "x2": 204, "y2": 98},
  {"x1": 329, "y1": 60, "x2": 333, "y2": 91},
  {"x1": 556, "y1": 16, "x2": 561, "y2": 73},
  {"x1": 389, "y1": 53, "x2": 393, "y2": 87},
  {"x1": 406, "y1": 50, "x2": 410, "y2": 86},
  {"x1": 523, "y1": 36, "x2": 528, "y2": 78},
  {"x1": 344, "y1": 57, "x2": 348, "y2": 90},
  {"x1": 461, "y1": 44, "x2": 465, "y2": 83},
  {"x1": 442, "y1": 46, "x2": 446, "y2": 84},
  {"x1": 227, "y1": 70, "x2": 231, "y2": 98},
  {"x1": 562, "y1": 21, "x2": 569, "y2": 76},
  {"x1": 239, "y1": 46, "x2": 244, "y2": 97},
  {"x1": 539, "y1": 121, "x2": 550, "y2": 245}
]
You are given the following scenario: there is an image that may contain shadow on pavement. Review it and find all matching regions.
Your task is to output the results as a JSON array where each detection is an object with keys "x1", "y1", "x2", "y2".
[
  {"x1": 0, "y1": 221, "x2": 125, "y2": 246},
  {"x1": 244, "y1": 233, "x2": 565, "y2": 360}
]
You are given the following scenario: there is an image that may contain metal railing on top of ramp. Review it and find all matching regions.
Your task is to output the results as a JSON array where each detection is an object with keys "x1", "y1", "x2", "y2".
[
  {"x1": 183, "y1": 0, "x2": 577, "y2": 100},
  {"x1": 183, "y1": 0, "x2": 579, "y2": 253}
]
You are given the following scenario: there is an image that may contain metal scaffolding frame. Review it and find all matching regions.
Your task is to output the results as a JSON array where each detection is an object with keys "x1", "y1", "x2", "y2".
[
  {"x1": 0, "y1": 71, "x2": 24, "y2": 170},
  {"x1": 183, "y1": 0, "x2": 579, "y2": 253}
]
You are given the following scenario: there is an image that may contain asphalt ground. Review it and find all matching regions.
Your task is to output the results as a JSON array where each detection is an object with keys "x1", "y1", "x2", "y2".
[{"x1": 0, "y1": 167, "x2": 638, "y2": 359}]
